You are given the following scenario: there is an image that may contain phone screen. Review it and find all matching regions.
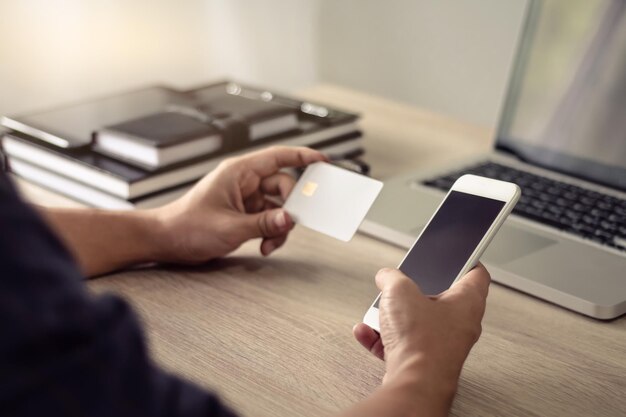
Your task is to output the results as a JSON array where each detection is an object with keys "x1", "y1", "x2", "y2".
[{"x1": 375, "y1": 190, "x2": 504, "y2": 305}]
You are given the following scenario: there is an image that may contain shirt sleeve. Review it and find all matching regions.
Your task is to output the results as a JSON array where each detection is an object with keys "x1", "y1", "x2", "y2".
[{"x1": 0, "y1": 173, "x2": 238, "y2": 417}]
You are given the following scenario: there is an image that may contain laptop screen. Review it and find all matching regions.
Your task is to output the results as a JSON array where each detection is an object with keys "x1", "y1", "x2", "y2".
[{"x1": 496, "y1": 0, "x2": 626, "y2": 191}]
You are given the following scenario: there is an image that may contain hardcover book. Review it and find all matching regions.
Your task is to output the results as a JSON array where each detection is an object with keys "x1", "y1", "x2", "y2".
[
  {"x1": 2, "y1": 130, "x2": 363, "y2": 200},
  {"x1": 0, "y1": 80, "x2": 364, "y2": 207},
  {"x1": 95, "y1": 112, "x2": 222, "y2": 168}
]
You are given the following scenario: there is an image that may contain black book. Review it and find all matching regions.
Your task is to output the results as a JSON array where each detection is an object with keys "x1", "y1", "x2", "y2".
[
  {"x1": 187, "y1": 82, "x2": 357, "y2": 128},
  {"x1": 94, "y1": 87, "x2": 304, "y2": 168},
  {"x1": 9, "y1": 156, "x2": 195, "y2": 210},
  {"x1": 192, "y1": 93, "x2": 300, "y2": 141},
  {"x1": 1, "y1": 82, "x2": 359, "y2": 153},
  {"x1": 1, "y1": 86, "x2": 188, "y2": 148},
  {"x1": 2, "y1": 130, "x2": 363, "y2": 201},
  {"x1": 3, "y1": 132, "x2": 198, "y2": 200},
  {"x1": 95, "y1": 112, "x2": 222, "y2": 168},
  {"x1": 1, "y1": 80, "x2": 363, "y2": 204}
]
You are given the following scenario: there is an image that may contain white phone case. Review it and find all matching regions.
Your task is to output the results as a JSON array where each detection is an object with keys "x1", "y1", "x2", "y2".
[{"x1": 363, "y1": 174, "x2": 521, "y2": 331}]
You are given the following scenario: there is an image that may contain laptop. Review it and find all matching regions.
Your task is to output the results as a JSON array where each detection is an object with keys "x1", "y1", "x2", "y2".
[{"x1": 360, "y1": 0, "x2": 626, "y2": 319}]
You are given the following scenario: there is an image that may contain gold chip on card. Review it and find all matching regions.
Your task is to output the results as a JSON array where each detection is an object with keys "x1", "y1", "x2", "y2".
[{"x1": 301, "y1": 181, "x2": 318, "y2": 197}]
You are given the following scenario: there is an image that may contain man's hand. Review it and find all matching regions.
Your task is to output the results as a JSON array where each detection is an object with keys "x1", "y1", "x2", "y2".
[
  {"x1": 344, "y1": 265, "x2": 490, "y2": 417},
  {"x1": 153, "y1": 146, "x2": 327, "y2": 263},
  {"x1": 39, "y1": 146, "x2": 327, "y2": 276}
]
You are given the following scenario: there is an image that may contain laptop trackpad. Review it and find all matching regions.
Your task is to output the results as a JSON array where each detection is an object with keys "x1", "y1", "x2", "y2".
[{"x1": 483, "y1": 224, "x2": 557, "y2": 265}]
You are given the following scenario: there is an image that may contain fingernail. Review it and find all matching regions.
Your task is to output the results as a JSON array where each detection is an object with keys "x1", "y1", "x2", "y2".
[
  {"x1": 377, "y1": 267, "x2": 392, "y2": 276},
  {"x1": 274, "y1": 211, "x2": 287, "y2": 230}
]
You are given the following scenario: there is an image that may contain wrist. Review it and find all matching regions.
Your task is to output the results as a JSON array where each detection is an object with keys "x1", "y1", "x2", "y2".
[
  {"x1": 136, "y1": 208, "x2": 177, "y2": 263},
  {"x1": 385, "y1": 354, "x2": 459, "y2": 410},
  {"x1": 377, "y1": 368, "x2": 457, "y2": 417}
]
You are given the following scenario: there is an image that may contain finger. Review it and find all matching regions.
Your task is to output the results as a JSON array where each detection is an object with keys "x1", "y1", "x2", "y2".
[
  {"x1": 261, "y1": 173, "x2": 296, "y2": 201},
  {"x1": 353, "y1": 323, "x2": 385, "y2": 361},
  {"x1": 245, "y1": 208, "x2": 294, "y2": 240},
  {"x1": 375, "y1": 268, "x2": 423, "y2": 296},
  {"x1": 263, "y1": 199, "x2": 281, "y2": 210},
  {"x1": 240, "y1": 146, "x2": 328, "y2": 177},
  {"x1": 260, "y1": 233, "x2": 289, "y2": 256},
  {"x1": 448, "y1": 263, "x2": 491, "y2": 300},
  {"x1": 244, "y1": 191, "x2": 265, "y2": 213},
  {"x1": 375, "y1": 268, "x2": 394, "y2": 292}
]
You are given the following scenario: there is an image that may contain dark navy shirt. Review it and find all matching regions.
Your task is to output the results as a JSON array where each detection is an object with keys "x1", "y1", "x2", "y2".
[{"x1": 0, "y1": 172, "x2": 237, "y2": 417}]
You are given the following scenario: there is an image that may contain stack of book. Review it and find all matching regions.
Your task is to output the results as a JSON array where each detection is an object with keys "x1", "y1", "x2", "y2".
[{"x1": 1, "y1": 81, "x2": 364, "y2": 209}]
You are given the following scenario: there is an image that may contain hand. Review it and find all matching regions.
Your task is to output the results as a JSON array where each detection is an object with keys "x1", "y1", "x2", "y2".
[
  {"x1": 353, "y1": 265, "x2": 490, "y2": 396},
  {"x1": 153, "y1": 146, "x2": 328, "y2": 264}
]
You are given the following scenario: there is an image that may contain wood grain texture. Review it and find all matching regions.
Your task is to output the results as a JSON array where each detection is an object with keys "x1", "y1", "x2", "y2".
[{"x1": 17, "y1": 84, "x2": 626, "y2": 417}]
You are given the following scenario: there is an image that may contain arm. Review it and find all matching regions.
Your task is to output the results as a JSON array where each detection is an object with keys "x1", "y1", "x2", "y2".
[
  {"x1": 38, "y1": 146, "x2": 328, "y2": 277},
  {"x1": 340, "y1": 265, "x2": 491, "y2": 417},
  {"x1": 336, "y1": 371, "x2": 455, "y2": 417},
  {"x1": 3, "y1": 147, "x2": 488, "y2": 417},
  {"x1": 38, "y1": 207, "x2": 163, "y2": 277},
  {"x1": 0, "y1": 173, "x2": 237, "y2": 417}
]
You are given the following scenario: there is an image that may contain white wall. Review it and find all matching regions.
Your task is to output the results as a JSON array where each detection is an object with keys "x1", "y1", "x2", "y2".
[
  {"x1": 0, "y1": 0, "x2": 217, "y2": 116},
  {"x1": 318, "y1": 0, "x2": 528, "y2": 127},
  {"x1": 0, "y1": 0, "x2": 527, "y2": 127},
  {"x1": 205, "y1": 0, "x2": 320, "y2": 94},
  {"x1": 0, "y1": 0, "x2": 320, "y2": 117}
]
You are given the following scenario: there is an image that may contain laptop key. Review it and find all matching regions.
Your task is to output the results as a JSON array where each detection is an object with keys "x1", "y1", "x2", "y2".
[{"x1": 421, "y1": 161, "x2": 626, "y2": 252}]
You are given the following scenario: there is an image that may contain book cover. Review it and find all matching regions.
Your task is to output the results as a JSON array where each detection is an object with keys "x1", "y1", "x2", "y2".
[
  {"x1": 95, "y1": 111, "x2": 223, "y2": 168},
  {"x1": 1, "y1": 86, "x2": 189, "y2": 148},
  {"x1": 100, "y1": 111, "x2": 220, "y2": 147},
  {"x1": 2, "y1": 129, "x2": 362, "y2": 200},
  {"x1": 8, "y1": 135, "x2": 365, "y2": 210},
  {"x1": 1, "y1": 80, "x2": 363, "y2": 199}
]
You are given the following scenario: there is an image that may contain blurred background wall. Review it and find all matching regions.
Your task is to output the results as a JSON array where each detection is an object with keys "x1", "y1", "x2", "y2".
[
  {"x1": 318, "y1": 0, "x2": 527, "y2": 126},
  {"x1": 0, "y1": 0, "x2": 527, "y2": 127},
  {"x1": 0, "y1": 0, "x2": 217, "y2": 116}
]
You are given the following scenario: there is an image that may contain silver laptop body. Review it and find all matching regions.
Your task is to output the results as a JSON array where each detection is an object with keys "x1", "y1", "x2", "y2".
[{"x1": 360, "y1": 0, "x2": 626, "y2": 319}]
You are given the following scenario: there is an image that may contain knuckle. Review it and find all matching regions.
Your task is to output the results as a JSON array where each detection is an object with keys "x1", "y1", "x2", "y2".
[
  {"x1": 218, "y1": 157, "x2": 238, "y2": 170},
  {"x1": 469, "y1": 323, "x2": 483, "y2": 344},
  {"x1": 476, "y1": 323, "x2": 483, "y2": 339},
  {"x1": 457, "y1": 324, "x2": 480, "y2": 346},
  {"x1": 257, "y1": 214, "x2": 268, "y2": 236},
  {"x1": 268, "y1": 145, "x2": 286, "y2": 154},
  {"x1": 468, "y1": 322, "x2": 483, "y2": 343},
  {"x1": 460, "y1": 317, "x2": 483, "y2": 344},
  {"x1": 469, "y1": 291, "x2": 487, "y2": 312}
]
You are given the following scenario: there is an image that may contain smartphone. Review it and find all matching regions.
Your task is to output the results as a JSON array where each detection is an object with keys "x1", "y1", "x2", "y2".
[{"x1": 362, "y1": 174, "x2": 521, "y2": 331}]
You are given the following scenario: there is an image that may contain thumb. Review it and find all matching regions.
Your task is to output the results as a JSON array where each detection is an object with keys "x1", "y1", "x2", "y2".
[
  {"x1": 245, "y1": 208, "x2": 294, "y2": 239},
  {"x1": 375, "y1": 268, "x2": 396, "y2": 292},
  {"x1": 446, "y1": 263, "x2": 491, "y2": 301},
  {"x1": 375, "y1": 268, "x2": 424, "y2": 295}
]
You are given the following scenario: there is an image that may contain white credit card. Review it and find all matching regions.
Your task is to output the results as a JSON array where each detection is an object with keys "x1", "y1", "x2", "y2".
[{"x1": 283, "y1": 162, "x2": 383, "y2": 241}]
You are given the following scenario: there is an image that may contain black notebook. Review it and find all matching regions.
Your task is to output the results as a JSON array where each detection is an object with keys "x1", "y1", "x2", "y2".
[
  {"x1": 1, "y1": 86, "x2": 188, "y2": 148},
  {"x1": 94, "y1": 91, "x2": 300, "y2": 168},
  {"x1": 3, "y1": 132, "x2": 201, "y2": 199},
  {"x1": 1, "y1": 80, "x2": 363, "y2": 207},
  {"x1": 95, "y1": 112, "x2": 222, "y2": 168},
  {"x1": 192, "y1": 93, "x2": 299, "y2": 141},
  {"x1": 2, "y1": 130, "x2": 363, "y2": 201}
]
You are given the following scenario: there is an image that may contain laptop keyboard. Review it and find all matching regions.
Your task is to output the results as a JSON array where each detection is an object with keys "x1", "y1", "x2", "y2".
[{"x1": 422, "y1": 161, "x2": 626, "y2": 252}]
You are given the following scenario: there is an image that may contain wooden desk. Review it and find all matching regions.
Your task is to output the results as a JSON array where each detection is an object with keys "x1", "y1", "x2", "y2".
[{"x1": 16, "y1": 85, "x2": 626, "y2": 417}]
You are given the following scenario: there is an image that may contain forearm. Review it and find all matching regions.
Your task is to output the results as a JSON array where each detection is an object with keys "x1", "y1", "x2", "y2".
[
  {"x1": 38, "y1": 207, "x2": 166, "y2": 277},
  {"x1": 336, "y1": 365, "x2": 457, "y2": 417}
]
